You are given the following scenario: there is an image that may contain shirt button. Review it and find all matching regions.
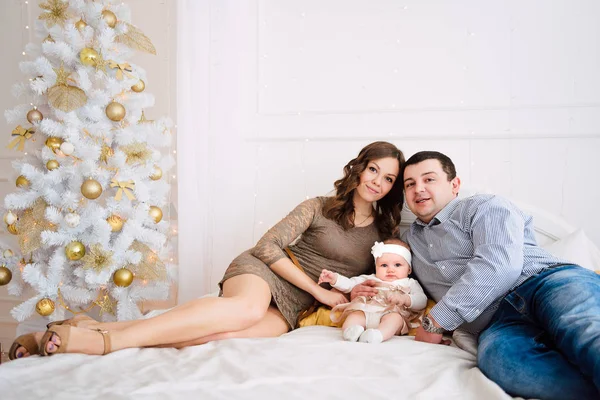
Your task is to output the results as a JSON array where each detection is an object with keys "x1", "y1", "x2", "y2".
[
  {"x1": 476, "y1": 309, "x2": 480, "y2": 313},
  {"x1": 441, "y1": 266, "x2": 445, "y2": 270},
  {"x1": 429, "y1": 244, "x2": 433, "y2": 248}
]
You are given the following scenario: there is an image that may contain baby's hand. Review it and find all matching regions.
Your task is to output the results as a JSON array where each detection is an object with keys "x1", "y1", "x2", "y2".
[{"x1": 318, "y1": 269, "x2": 337, "y2": 285}]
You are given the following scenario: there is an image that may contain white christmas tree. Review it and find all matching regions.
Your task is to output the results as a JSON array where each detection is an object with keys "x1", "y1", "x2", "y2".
[{"x1": 1, "y1": 0, "x2": 176, "y2": 322}]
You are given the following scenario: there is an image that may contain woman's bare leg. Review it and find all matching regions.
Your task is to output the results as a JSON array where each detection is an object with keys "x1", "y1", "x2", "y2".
[
  {"x1": 44, "y1": 274, "x2": 273, "y2": 355},
  {"x1": 154, "y1": 306, "x2": 289, "y2": 348}
]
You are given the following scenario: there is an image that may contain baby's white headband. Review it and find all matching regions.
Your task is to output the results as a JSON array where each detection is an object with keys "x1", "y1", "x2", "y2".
[{"x1": 371, "y1": 241, "x2": 412, "y2": 266}]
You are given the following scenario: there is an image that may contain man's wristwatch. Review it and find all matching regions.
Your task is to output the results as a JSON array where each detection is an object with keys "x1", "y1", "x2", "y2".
[{"x1": 422, "y1": 316, "x2": 446, "y2": 334}]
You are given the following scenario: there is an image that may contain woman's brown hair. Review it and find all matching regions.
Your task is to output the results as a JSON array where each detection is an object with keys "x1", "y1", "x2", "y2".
[{"x1": 323, "y1": 141, "x2": 405, "y2": 238}]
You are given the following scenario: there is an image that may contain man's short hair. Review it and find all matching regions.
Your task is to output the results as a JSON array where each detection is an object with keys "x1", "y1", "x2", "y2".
[{"x1": 402, "y1": 151, "x2": 457, "y2": 181}]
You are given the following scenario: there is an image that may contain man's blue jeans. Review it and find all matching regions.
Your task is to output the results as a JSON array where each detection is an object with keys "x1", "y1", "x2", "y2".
[{"x1": 477, "y1": 265, "x2": 600, "y2": 400}]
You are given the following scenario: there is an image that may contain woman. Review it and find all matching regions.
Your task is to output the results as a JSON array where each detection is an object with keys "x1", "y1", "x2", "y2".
[{"x1": 11, "y1": 141, "x2": 405, "y2": 357}]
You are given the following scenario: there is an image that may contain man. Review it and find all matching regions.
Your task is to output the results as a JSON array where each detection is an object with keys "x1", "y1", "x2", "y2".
[{"x1": 353, "y1": 151, "x2": 599, "y2": 400}]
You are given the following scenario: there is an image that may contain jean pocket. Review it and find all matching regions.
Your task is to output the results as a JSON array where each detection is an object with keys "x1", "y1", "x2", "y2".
[{"x1": 504, "y1": 291, "x2": 527, "y2": 315}]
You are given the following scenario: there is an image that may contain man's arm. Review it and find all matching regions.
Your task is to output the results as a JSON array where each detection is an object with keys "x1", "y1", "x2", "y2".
[{"x1": 428, "y1": 197, "x2": 525, "y2": 332}]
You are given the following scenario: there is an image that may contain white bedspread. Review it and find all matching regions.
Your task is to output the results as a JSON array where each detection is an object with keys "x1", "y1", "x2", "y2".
[{"x1": 0, "y1": 326, "x2": 519, "y2": 400}]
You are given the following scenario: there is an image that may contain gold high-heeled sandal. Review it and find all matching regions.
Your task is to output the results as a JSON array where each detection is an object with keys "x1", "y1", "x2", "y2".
[
  {"x1": 9, "y1": 333, "x2": 39, "y2": 360},
  {"x1": 39, "y1": 325, "x2": 111, "y2": 356}
]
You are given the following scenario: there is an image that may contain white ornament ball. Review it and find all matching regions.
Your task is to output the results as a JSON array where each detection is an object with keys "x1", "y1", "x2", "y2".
[
  {"x1": 3, "y1": 249, "x2": 14, "y2": 258},
  {"x1": 4, "y1": 211, "x2": 17, "y2": 225},
  {"x1": 60, "y1": 142, "x2": 75, "y2": 156},
  {"x1": 64, "y1": 213, "x2": 81, "y2": 228}
]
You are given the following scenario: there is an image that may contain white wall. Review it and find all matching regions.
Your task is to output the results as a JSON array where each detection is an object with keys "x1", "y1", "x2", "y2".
[
  {"x1": 0, "y1": 0, "x2": 176, "y2": 346},
  {"x1": 177, "y1": 0, "x2": 600, "y2": 301}
]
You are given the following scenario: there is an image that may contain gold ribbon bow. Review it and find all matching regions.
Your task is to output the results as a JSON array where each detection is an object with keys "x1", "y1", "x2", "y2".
[
  {"x1": 8, "y1": 125, "x2": 35, "y2": 151},
  {"x1": 108, "y1": 61, "x2": 134, "y2": 80},
  {"x1": 110, "y1": 179, "x2": 136, "y2": 201}
]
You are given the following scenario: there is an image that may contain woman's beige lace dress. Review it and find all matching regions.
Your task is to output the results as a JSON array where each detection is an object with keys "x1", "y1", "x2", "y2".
[{"x1": 219, "y1": 197, "x2": 383, "y2": 329}]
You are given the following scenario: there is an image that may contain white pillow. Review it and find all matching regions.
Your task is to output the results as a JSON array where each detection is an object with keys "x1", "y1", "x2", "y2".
[{"x1": 542, "y1": 229, "x2": 600, "y2": 272}]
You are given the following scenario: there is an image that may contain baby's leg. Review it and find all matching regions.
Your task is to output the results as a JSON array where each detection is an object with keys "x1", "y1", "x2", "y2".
[
  {"x1": 341, "y1": 311, "x2": 366, "y2": 342},
  {"x1": 359, "y1": 313, "x2": 405, "y2": 344}
]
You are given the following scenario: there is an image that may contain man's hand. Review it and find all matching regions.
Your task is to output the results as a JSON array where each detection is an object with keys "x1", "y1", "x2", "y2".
[
  {"x1": 318, "y1": 269, "x2": 337, "y2": 285},
  {"x1": 350, "y1": 280, "x2": 379, "y2": 300},
  {"x1": 414, "y1": 315, "x2": 451, "y2": 345},
  {"x1": 313, "y1": 287, "x2": 348, "y2": 308}
]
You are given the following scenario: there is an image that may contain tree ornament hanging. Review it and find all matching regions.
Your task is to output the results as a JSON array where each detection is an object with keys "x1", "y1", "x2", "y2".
[
  {"x1": 4, "y1": 211, "x2": 17, "y2": 225},
  {"x1": 64, "y1": 212, "x2": 80, "y2": 228},
  {"x1": 36, "y1": 298, "x2": 55, "y2": 316},
  {"x1": 60, "y1": 142, "x2": 74, "y2": 155},
  {"x1": 129, "y1": 241, "x2": 167, "y2": 281},
  {"x1": 149, "y1": 165, "x2": 162, "y2": 181},
  {"x1": 131, "y1": 79, "x2": 145, "y2": 93},
  {"x1": 100, "y1": 144, "x2": 114, "y2": 163},
  {"x1": 79, "y1": 48, "x2": 99, "y2": 66},
  {"x1": 3, "y1": 249, "x2": 14, "y2": 258},
  {"x1": 7, "y1": 224, "x2": 18, "y2": 235},
  {"x1": 26, "y1": 108, "x2": 44, "y2": 124},
  {"x1": 148, "y1": 206, "x2": 163, "y2": 223},
  {"x1": 16, "y1": 175, "x2": 30, "y2": 188},
  {"x1": 75, "y1": 18, "x2": 87, "y2": 31},
  {"x1": 16, "y1": 200, "x2": 56, "y2": 255},
  {"x1": 0, "y1": 265, "x2": 12, "y2": 286},
  {"x1": 102, "y1": 10, "x2": 118, "y2": 28},
  {"x1": 45, "y1": 136, "x2": 63, "y2": 153},
  {"x1": 107, "y1": 215, "x2": 124, "y2": 232},
  {"x1": 110, "y1": 179, "x2": 136, "y2": 201},
  {"x1": 106, "y1": 101, "x2": 126, "y2": 122},
  {"x1": 38, "y1": 0, "x2": 73, "y2": 28},
  {"x1": 48, "y1": 64, "x2": 87, "y2": 112},
  {"x1": 115, "y1": 22, "x2": 157, "y2": 54},
  {"x1": 113, "y1": 267, "x2": 134, "y2": 287},
  {"x1": 8, "y1": 125, "x2": 35, "y2": 152},
  {"x1": 80, "y1": 244, "x2": 114, "y2": 272},
  {"x1": 81, "y1": 179, "x2": 103, "y2": 200},
  {"x1": 46, "y1": 160, "x2": 60, "y2": 170},
  {"x1": 65, "y1": 241, "x2": 85, "y2": 261}
]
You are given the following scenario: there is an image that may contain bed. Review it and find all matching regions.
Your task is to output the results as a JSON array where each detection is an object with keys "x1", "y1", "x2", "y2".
[{"x1": 1, "y1": 196, "x2": 599, "y2": 400}]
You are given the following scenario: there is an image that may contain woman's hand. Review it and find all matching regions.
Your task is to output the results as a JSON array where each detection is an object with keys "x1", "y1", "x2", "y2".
[
  {"x1": 318, "y1": 269, "x2": 337, "y2": 285},
  {"x1": 350, "y1": 280, "x2": 379, "y2": 300},
  {"x1": 313, "y1": 287, "x2": 348, "y2": 308}
]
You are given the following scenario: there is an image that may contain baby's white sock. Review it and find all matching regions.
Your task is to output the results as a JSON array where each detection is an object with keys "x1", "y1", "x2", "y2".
[
  {"x1": 359, "y1": 329, "x2": 383, "y2": 344},
  {"x1": 342, "y1": 325, "x2": 365, "y2": 342}
]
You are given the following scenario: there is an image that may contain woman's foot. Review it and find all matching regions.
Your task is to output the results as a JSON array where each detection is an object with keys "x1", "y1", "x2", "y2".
[
  {"x1": 9, "y1": 332, "x2": 44, "y2": 360},
  {"x1": 47, "y1": 314, "x2": 99, "y2": 330},
  {"x1": 41, "y1": 326, "x2": 110, "y2": 356}
]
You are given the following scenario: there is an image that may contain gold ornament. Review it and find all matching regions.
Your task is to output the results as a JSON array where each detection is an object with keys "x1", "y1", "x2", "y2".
[
  {"x1": 94, "y1": 292, "x2": 116, "y2": 316},
  {"x1": 8, "y1": 125, "x2": 35, "y2": 152},
  {"x1": 107, "y1": 215, "x2": 124, "y2": 232},
  {"x1": 39, "y1": 0, "x2": 73, "y2": 28},
  {"x1": 75, "y1": 18, "x2": 87, "y2": 31},
  {"x1": 130, "y1": 241, "x2": 167, "y2": 281},
  {"x1": 110, "y1": 179, "x2": 136, "y2": 201},
  {"x1": 4, "y1": 211, "x2": 17, "y2": 225},
  {"x1": 149, "y1": 206, "x2": 163, "y2": 223},
  {"x1": 3, "y1": 249, "x2": 14, "y2": 257},
  {"x1": 106, "y1": 101, "x2": 126, "y2": 122},
  {"x1": 102, "y1": 10, "x2": 118, "y2": 28},
  {"x1": 36, "y1": 298, "x2": 55, "y2": 316},
  {"x1": 27, "y1": 109, "x2": 44, "y2": 124},
  {"x1": 45, "y1": 136, "x2": 64, "y2": 153},
  {"x1": 16, "y1": 199, "x2": 56, "y2": 255},
  {"x1": 81, "y1": 179, "x2": 103, "y2": 200},
  {"x1": 0, "y1": 266, "x2": 12, "y2": 286},
  {"x1": 43, "y1": 34, "x2": 55, "y2": 43},
  {"x1": 113, "y1": 268, "x2": 134, "y2": 287},
  {"x1": 16, "y1": 175, "x2": 30, "y2": 188},
  {"x1": 115, "y1": 22, "x2": 156, "y2": 55},
  {"x1": 48, "y1": 64, "x2": 87, "y2": 112},
  {"x1": 108, "y1": 61, "x2": 133, "y2": 80},
  {"x1": 138, "y1": 110, "x2": 153, "y2": 124},
  {"x1": 46, "y1": 160, "x2": 60, "y2": 170},
  {"x1": 100, "y1": 144, "x2": 114, "y2": 163},
  {"x1": 79, "y1": 48, "x2": 99, "y2": 66},
  {"x1": 7, "y1": 224, "x2": 18, "y2": 235},
  {"x1": 120, "y1": 142, "x2": 152, "y2": 165},
  {"x1": 65, "y1": 241, "x2": 86, "y2": 261},
  {"x1": 131, "y1": 79, "x2": 145, "y2": 93},
  {"x1": 150, "y1": 165, "x2": 162, "y2": 181},
  {"x1": 81, "y1": 244, "x2": 113, "y2": 272}
]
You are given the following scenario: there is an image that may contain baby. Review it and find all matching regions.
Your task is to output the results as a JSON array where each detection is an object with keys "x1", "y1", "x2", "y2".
[{"x1": 319, "y1": 238, "x2": 427, "y2": 343}]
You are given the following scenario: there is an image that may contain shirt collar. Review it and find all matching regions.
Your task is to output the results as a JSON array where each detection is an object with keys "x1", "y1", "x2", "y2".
[{"x1": 412, "y1": 195, "x2": 462, "y2": 228}]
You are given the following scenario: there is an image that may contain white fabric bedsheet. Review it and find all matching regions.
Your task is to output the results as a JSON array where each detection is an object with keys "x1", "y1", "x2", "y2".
[{"x1": 0, "y1": 325, "x2": 520, "y2": 400}]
